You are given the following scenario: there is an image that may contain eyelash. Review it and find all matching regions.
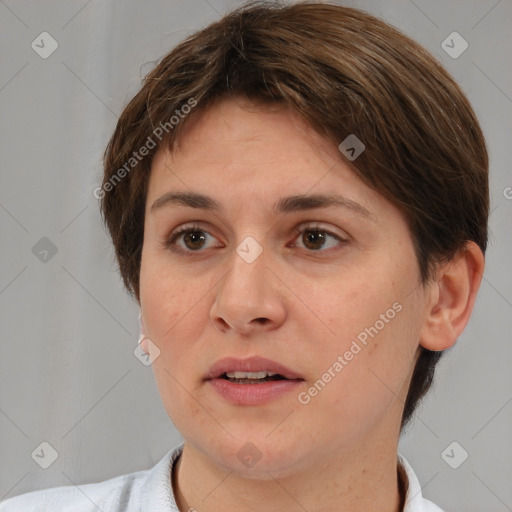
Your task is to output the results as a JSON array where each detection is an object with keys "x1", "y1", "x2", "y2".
[{"x1": 164, "y1": 222, "x2": 348, "y2": 257}]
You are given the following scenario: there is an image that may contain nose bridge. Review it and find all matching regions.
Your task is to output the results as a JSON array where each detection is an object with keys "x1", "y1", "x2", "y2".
[
  {"x1": 210, "y1": 233, "x2": 286, "y2": 333},
  {"x1": 224, "y1": 234, "x2": 268, "y2": 303}
]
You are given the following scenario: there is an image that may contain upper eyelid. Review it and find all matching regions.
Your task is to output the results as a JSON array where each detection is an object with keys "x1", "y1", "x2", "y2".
[
  {"x1": 164, "y1": 225, "x2": 349, "y2": 259},
  {"x1": 168, "y1": 222, "x2": 348, "y2": 245}
]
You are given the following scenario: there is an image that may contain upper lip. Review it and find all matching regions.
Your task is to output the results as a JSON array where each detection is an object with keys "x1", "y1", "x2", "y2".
[{"x1": 205, "y1": 356, "x2": 303, "y2": 380}]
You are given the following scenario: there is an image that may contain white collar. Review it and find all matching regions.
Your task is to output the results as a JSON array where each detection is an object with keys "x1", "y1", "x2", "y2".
[
  {"x1": 141, "y1": 443, "x2": 443, "y2": 511},
  {"x1": 399, "y1": 454, "x2": 444, "y2": 511}
]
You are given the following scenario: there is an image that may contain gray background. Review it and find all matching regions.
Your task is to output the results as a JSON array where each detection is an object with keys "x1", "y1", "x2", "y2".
[{"x1": 0, "y1": 1, "x2": 510, "y2": 511}]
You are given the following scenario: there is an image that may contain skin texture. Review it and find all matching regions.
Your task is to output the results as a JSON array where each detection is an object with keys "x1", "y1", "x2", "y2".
[{"x1": 138, "y1": 97, "x2": 484, "y2": 512}]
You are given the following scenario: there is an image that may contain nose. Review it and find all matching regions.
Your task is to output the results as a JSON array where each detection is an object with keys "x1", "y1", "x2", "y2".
[{"x1": 209, "y1": 242, "x2": 287, "y2": 336}]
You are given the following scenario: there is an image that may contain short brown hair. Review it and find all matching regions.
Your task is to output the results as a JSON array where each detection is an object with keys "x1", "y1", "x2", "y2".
[{"x1": 101, "y1": 0, "x2": 489, "y2": 429}]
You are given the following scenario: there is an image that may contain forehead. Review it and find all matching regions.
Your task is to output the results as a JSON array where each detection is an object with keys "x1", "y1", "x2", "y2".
[
  {"x1": 146, "y1": 98, "x2": 395, "y2": 224},
  {"x1": 170, "y1": 98, "x2": 333, "y2": 167}
]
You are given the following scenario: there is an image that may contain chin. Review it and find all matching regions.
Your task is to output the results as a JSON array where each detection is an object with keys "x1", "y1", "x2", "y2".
[{"x1": 204, "y1": 435, "x2": 309, "y2": 480}]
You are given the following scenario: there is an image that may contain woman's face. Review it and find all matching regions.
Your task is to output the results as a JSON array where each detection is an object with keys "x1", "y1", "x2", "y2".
[{"x1": 140, "y1": 98, "x2": 431, "y2": 477}]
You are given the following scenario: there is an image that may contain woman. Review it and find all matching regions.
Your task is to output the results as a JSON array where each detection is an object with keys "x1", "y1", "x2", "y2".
[{"x1": 0, "y1": 1, "x2": 488, "y2": 511}]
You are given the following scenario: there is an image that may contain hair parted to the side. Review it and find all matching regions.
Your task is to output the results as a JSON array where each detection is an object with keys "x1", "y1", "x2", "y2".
[{"x1": 101, "y1": 0, "x2": 489, "y2": 430}]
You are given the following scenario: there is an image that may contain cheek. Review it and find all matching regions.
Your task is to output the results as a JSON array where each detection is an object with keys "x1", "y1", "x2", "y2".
[
  {"x1": 140, "y1": 254, "x2": 211, "y2": 426},
  {"x1": 139, "y1": 252, "x2": 203, "y2": 357},
  {"x1": 296, "y1": 261, "x2": 405, "y2": 348},
  {"x1": 298, "y1": 299, "x2": 421, "y2": 444},
  {"x1": 298, "y1": 259, "x2": 421, "y2": 398}
]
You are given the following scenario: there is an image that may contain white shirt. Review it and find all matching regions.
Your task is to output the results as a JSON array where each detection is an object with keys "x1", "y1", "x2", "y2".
[{"x1": 0, "y1": 443, "x2": 444, "y2": 511}]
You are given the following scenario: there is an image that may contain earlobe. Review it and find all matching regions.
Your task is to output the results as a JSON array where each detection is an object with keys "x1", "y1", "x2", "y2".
[{"x1": 420, "y1": 241, "x2": 485, "y2": 351}]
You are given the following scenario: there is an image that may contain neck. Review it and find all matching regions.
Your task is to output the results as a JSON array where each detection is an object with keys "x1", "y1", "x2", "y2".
[{"x1": 172, "y1": 438, "x2": 404, "y2": 512}]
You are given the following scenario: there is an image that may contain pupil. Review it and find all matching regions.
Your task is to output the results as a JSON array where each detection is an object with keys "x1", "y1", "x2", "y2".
[
  {"x1": 184, "y1": 231, "x2": 206, "y2": 250},
  {"x1": 304, "y1": 230, "x2": 325, "y2": 250}
]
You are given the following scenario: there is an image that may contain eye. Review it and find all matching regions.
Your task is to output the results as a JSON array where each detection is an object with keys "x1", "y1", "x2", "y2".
[
  {"x1": 290, "y1": 224, "x2": 348, "y2": 252},
  {"x1": 165, "y1": 223, "x2": 220, "y2": 255},
  {"x1": 165, "y1": 222, "x2": 348, "y2": 256}
]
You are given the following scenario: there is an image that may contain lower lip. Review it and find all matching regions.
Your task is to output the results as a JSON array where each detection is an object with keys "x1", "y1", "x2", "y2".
[{"x1": 207, "y1": 378, "x2": 304, "y2": 405}]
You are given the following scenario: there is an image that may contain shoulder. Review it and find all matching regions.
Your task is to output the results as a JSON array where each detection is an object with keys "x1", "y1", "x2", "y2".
[
  {"x1": 398, "y1": 454, "x2": 445, "y2": 512},
  {"x1": 418, "y1": 498, "x2": 445, "y2": 512},
  {"x1": 0, "y1": 444, "x2": 183, "y2": 512},
  {"x1": 0, "y1": 458, "x2": 163, "y2": 512},
  {"x1": 0, "y1": 470, "x2": 148, "y2": 512}
]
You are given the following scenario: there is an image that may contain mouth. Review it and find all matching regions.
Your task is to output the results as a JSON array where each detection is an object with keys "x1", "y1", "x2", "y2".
[
  {"x1": 220, "y1": 370, "x2": 290, "y2": 384},
  {"x1": 205, "y1": 356, "x2": 304, "y2": 406},
  {"x1": 205, "y1": 356, "x2": 304, "y2": 382}
]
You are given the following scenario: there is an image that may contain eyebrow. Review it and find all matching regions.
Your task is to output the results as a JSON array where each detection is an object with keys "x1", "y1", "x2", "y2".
[{"x1": 150, "y1": 191, "x2": 374, "y2": 220}]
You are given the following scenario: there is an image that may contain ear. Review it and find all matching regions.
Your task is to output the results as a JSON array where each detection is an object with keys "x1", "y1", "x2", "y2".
[
  {"x1": 420, "y1": 241, "x2": 485, "y2": 351},
  {"x1": 138, "y1": 312, "x2": 150, "y2": 355}
]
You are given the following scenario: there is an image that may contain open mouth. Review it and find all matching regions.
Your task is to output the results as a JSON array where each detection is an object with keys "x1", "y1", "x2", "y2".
[
  {"x1": 206, "y1": 356, "x2": 303, "y2": 382},
  {"x1": 220, "y1": 371, "x2": 290, "y2": 384},
  {"x1": 207, "y1": 359, "x2": 304, "y2": 405}
]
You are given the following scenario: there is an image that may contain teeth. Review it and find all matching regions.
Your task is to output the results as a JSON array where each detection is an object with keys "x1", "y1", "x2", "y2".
[{"x1": 225, "y1": 371, "x2": 277, "y2": 379}]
